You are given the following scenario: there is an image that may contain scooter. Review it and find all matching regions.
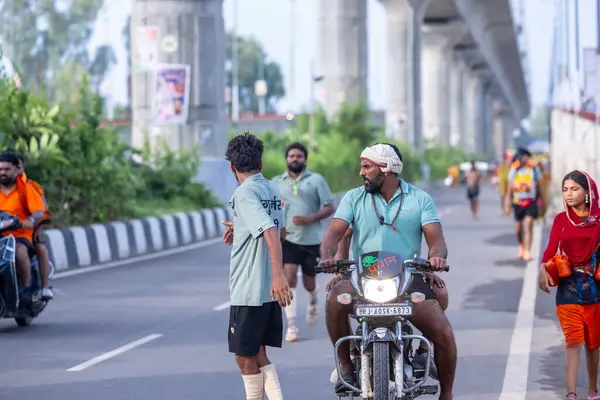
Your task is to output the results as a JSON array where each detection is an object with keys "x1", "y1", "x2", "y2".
[{"x1": 0, "y1": 212, "x2": 54, "y2": 327}]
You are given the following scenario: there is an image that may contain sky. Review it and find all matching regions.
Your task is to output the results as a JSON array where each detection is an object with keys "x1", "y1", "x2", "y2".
[{"x1": 17, "y1": 0, "x2": 600, "y2": 116}]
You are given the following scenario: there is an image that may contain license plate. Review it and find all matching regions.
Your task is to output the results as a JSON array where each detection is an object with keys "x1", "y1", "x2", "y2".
[{"x1": 355, "y1": 303, "x2": 413, "y2": 317}]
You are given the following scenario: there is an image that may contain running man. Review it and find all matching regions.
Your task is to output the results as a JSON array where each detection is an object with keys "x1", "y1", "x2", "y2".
[
  {"x1": 223, "y1": 133, "x2": 293, "y2": 400},
  {"x1": 272, "y1": 142, "x2": 335, "y2": 342},
  {"x1": 465, "y1": 161, "x2": 480, "y2": 219},
  {"x1": 504, "y1": 148, "x2": 543, "y2": 261}
]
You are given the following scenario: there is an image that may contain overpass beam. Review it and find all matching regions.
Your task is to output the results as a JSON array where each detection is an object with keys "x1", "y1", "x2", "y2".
[
  {"x1": 381, "y1": 0, "x2": 430, "y2": 152},
  {"x1": 317, "y1": 0, "x2": 368, "y2": 118},
  {"x1": 421, "y1": 22, "x2": 467, "y2": 147}
]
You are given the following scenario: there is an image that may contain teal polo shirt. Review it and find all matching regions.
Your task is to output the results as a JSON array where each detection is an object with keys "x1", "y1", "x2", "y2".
[
  {"x1": 228, "y1": 173, "x2": 285, "y2": 306},
  {"x1": 272, "y1": 169, "x2": 333, "y2": 246},
  {"x1": 334, "y1": 180, "x2": 440, "y2": 260}
]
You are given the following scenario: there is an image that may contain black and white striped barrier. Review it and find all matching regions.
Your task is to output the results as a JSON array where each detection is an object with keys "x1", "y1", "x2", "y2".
[
  {"x1": 41, "y1": 181, "x2": 436, "y2": 273},
  {"x1": 43, "y1": 207, "x2": 234, "y2": 273}
]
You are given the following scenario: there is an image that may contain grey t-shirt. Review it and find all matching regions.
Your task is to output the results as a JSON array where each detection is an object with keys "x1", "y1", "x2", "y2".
[
  {"x1": 229, "y1": 173, "x2": 285, "y2": 306},
  {"x1": 272, "y1": 170, "x2": 333, "y2": 246}
]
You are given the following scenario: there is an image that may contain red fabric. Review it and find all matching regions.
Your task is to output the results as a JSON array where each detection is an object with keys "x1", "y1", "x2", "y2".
[{"x1": 542, "y1": 171, "x2": 600, "y2": 265}]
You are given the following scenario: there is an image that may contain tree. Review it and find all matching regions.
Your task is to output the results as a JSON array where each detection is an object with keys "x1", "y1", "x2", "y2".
[
  {"x1": 528, "y1": 106, "x2": 549, "y2": 140},
  {"x1": 88, "y1": 45, "x2": 118, "y2": 92},
  {"x1": 226, "y1": 33, "x2": 285, "y2": 114},
  {"x1": 123, "y1": 16, "x2": 131, "y2": 74},
  {"x1": 0, "y1": 0, "x2": 105, "y2": 98}
]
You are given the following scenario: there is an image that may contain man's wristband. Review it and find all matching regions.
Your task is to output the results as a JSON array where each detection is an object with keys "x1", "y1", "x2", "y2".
[{"x1": 27, "y1": 216, "x2": 37, "y2": 224}]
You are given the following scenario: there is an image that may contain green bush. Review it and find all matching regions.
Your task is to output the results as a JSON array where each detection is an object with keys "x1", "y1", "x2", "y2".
[
  {"x1": 424, "y1": 145, "x2": 475, "y2": 180},
  {"x1": 0, "y1": 75, "x2": 218, "y2": 227},
  {"x1": 259, "y1": 103, "x2": 423, "y2": 192}
]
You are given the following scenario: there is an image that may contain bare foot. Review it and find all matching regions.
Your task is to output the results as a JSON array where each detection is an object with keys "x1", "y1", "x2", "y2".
[
  {"x1": 522, "y1": 250, "x2": 532, "y2": 262},
  {"x1": 518, "y1": 245, "x2": 525, "y2": 259}
]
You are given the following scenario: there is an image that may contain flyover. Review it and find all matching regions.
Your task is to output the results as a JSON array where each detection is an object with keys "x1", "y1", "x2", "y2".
[
  {"x1": 128, "y1": 0, "x2": 529, "y2": 169},
  {"x1": 317, "y1": 0, "x2": 530, "y2": 157}
]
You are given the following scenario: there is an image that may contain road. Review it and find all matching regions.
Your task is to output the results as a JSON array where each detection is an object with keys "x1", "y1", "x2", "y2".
[{"x1": 0, "y1": 183, "x2": 573, "y2": 399}]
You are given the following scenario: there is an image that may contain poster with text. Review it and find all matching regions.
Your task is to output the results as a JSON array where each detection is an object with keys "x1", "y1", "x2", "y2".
[
  {"x1": 152, "y1": 64, "x2": 191, "y2": 125},
  {"x1": 135, "y1": 26, "x2": 159, "y2": 70}
]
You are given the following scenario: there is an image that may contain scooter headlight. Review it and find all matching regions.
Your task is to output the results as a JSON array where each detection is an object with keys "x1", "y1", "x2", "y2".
[{"x1": 361, "y1": 277, "x2": 400, "y2": 303}]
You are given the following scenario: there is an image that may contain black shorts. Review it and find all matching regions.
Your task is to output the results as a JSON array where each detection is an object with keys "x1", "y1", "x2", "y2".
[
  {"x1": 407, "y1": 274, "x2": 436, "y2": 300},
  {"x1": 513, "y1": 202, "x2": 538, "y2": 221},
  {"x1": 228, "y1": 301, "x2": 283, "y2": 356},
  {"x1": 466, "y1": 187, "x2": 479, "y2": 200},
  {"x1": 282, "y1": 240, "x2": 320, "y2": 277},
  {"x1": 15, "y1": 237, "x2": 35, "y2": 254}
]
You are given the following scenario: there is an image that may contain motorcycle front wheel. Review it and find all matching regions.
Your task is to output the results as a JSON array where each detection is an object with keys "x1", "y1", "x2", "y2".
[{"x1": 372, "y1": 341, "x2": 391, "y2": 400}]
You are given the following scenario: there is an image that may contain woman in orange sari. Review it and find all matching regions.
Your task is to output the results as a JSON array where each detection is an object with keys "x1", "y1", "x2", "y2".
[{"x1": 539, "y1": 170, "x2": 600, "y2": 400}]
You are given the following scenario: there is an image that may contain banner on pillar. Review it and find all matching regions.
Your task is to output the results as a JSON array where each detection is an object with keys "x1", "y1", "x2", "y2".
[
  {"x1": 135, "y1": 26, "x2": 159, "y2": 70},
  {"x1": 151, "y1": 63, "x2": 191, "y2": 125}
]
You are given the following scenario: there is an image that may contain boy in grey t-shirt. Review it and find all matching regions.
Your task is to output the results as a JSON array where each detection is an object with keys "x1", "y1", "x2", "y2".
[{"x1": 222, "y1": 133, "x2": 293, "y2": 400}]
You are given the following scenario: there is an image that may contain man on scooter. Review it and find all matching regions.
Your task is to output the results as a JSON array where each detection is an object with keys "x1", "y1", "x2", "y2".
[
  {"x1": 318, "y1": 143, "x2": 457, "y2": 400},
  {"x1": 0, "y1": 151, "x2": 46, "y2": 300},
  {"x1": 12, "y1": 152, "x2": 53, "y2": 300}
]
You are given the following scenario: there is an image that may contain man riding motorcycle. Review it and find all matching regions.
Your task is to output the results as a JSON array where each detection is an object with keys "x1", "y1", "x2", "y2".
[
  {"x1": 0, "y1": 151, "x2": 47, "y2": 301},
  {"x1": 13, "y1": 151, "x2": 53, "y2": 300},
  {"x1": 319, "y1": 143, "x2": 457, "y2": 400}
]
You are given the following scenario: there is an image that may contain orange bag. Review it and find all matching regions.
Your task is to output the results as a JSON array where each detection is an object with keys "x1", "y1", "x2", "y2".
[
  {"x1": 554, "y1": 254, "x2": 572, "y2": 278},
  {"x1": 544, "y1": 258, "x2": 559, "y2": 286}
]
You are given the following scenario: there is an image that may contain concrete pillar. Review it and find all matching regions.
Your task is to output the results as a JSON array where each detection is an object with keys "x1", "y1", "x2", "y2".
[
  {"x1": 381, "y1": 0, "x2": 430, "y2": 151},
  {"x1": 449, "y1": 58, "x2": 467, "y2": 147},
  {"x1": 421, "y1": 22, "x2": 466, "y2": 147},
  {"x1": 483, "y1": 90, "x2": 494, "y2": 157},
  {"x1": 463, "y1": 70, "x2": 486, "y2": 155},
  {"x1": 492, "y1": 101, "x2": 510, "y2": 160},
  {"x1": 132, "y1": 0, "x2": 233, "y2": 204},
  {"x1": 131, "y1": 0, "x2": 226, "y2": 155},
  {"x1": 462, "y1": 74, "x2": 477, "y2": 152},
  {"x1": 317, "y1": 0, "x2": 368, "y2": 118}
]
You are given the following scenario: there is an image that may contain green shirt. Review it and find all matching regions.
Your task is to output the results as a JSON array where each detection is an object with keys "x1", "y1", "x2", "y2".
[
  {"x1": 334, "y1": 180, "x2": 440, "y2": 260},
  {"x1": 229, "y1": 173, "x2": 285, "y2": 306},
  {"x1": 272, "y1": 169, "x2": 334, "y2": 246}
]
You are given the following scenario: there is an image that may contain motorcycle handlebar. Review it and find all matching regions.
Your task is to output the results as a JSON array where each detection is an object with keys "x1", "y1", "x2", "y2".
[
  {"x1": 314, "y1": 259, "x2": 450, "y2": 274},
  {"x1": 0, "y1": 217, "x2": 23, "y2": 232}
]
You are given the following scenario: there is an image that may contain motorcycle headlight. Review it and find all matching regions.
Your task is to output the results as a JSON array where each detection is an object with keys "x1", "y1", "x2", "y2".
[{"x1": 361, "y1": 277, "x2": 400, "y2": 303}]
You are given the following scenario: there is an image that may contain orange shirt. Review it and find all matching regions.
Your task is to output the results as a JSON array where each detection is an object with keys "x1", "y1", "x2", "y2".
[
  {"x1": 0, "y1": 182, "x2": 46, "y2": 242},
  {"x1": 19, "y1": 173, "x2": 50, "y2": 218}
]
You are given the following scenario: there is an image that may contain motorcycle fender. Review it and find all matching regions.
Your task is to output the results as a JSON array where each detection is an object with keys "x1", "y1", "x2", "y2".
[{"x1": 365, "y1": 328, "x2": 402, "y2": 351}]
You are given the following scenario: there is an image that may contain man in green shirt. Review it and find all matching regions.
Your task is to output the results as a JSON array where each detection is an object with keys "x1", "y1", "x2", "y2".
[
  {"x1": 272, "y1": 142, "x2": 336, "y2": 342},
  {"x1": 223, "y1": 133, "x2": 293, "y2": 400}
]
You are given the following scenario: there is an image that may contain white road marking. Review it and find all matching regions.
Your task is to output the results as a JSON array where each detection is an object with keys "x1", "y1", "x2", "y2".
[
  {"x1": 498, "y1": 221, "x2": 543, "y2": 399},
  {"x1": 54, "y1": 238, "x2": 223, "y2": 279},
  {"x1": 66, "y1": 333, "x2": 163, "y2": 372}
]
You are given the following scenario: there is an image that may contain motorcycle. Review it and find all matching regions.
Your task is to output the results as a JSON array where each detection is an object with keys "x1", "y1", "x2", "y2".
[
  {"x1": 315, "y1": 250, "x2": 450, "y2": 400},
  {"x1": 0, "y1": 212, "x2": 54, "y2": 327}
]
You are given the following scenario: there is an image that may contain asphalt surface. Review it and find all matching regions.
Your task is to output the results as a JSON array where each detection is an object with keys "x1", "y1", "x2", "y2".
[{"x1": 0, "y1": 183, "x2": 576, "y2": 399}]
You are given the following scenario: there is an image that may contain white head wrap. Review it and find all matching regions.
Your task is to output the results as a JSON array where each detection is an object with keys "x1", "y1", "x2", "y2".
[{"x1": 360, "y1": 144, "x2": 403, "y2": 174}]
